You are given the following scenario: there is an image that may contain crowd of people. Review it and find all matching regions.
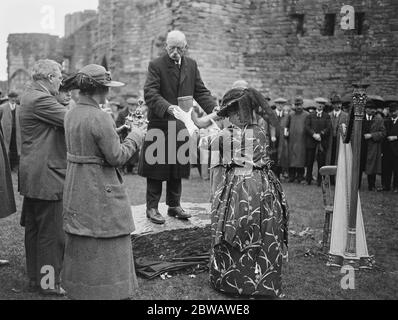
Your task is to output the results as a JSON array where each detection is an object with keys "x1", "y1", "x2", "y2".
[{"x1": 0, "y1": 29, "x2": 397, "y2": 300}]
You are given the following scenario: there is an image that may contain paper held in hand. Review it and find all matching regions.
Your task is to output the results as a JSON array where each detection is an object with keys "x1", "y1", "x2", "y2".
[{"x1": 177, "y1": 96, "x2": 193, "y2": 112}]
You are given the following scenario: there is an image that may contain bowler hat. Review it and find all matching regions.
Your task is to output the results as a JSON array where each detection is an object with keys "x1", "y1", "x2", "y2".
[
  {"x1": 331, "y1": 94, "x2": 342, "y2": 104},
  {"x1": 294, "y1": 96, "x2": 303, "y2": 105},
  {"x1": 389, "y1": 102, "x2": 398, "y2": 112},
  {"x1": 365, "y1": 100, "x2": 377, "y2": 109},
  {"x1": 8, "y1": 91, "x2": 18, "y2": 98}
]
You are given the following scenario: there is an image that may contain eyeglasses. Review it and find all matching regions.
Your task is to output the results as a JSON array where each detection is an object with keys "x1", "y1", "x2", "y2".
[{"x1": 166, "y1": 45, "x2": 186, "y2": 52}]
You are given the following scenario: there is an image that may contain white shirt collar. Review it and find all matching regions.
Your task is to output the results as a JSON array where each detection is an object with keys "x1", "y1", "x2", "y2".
[
  {"x1": 334, "y1": 110, "x2": 341, "y2": 117},
  {"x1": 9, "y1": 103, "x2": 16, "y2": 111}
]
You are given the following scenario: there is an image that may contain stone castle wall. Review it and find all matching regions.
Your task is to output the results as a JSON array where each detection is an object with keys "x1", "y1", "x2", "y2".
[{"x1": 7, "y1": 0, "x2": 398, "y2": 101}]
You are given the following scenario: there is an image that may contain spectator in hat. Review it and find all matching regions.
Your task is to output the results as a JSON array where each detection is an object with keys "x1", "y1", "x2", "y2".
[
  {"x1": 272, "y1": 97, "x2": 289, "y2": 179},
  {"x1": 326, "y1": 94, "x2": 349, "y2": 184},
  {"x1": 19, "y1": 59, "x2": 67, "y2": 295},
  {"x1": 381, "y1": 102, "x2": 398, "y2": 192},
  {"x1": 359, "y1": 100, "x2": 386, "y2": 191},
  {"x1": 0, "y1": 91, "x2": 21, "y2": 171},
  {"x1": 304, "y1": 96, "x2": 332, "y2": 186},
  {"x1": 287, "y1": 96, "x2": 308, "y2": 183},
  {"x1": 62, "y1": 64, "x2": 145, "y2": 299}
]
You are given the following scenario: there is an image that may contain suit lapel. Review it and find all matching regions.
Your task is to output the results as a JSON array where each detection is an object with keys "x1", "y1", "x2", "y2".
[
  {"x1": 179, "y1": 57, "x2": 188, "y2": 90},
  {"x1": 166, "y1": 55, "x2": 180, "y2": 84}
]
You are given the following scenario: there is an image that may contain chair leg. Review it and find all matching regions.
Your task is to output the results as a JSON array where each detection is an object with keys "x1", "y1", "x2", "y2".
[{"x1": 322, "y1": 212, "x2": 331, "y2": 253}]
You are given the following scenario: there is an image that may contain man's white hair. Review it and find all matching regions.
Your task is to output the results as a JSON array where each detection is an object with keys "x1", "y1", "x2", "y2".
[
  {"x1": 166, "y1": 30, "x2": 187, "y2": 46},
  {"x1": 31, "y1": 59, "x2": 62, "y2": 81}
]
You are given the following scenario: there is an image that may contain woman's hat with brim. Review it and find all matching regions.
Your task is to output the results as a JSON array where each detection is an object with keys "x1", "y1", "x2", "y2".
[
  {"x1": 217, "y1": 88, "x2": 245, "y2": 117},
  {"x1": 78, "y1": 64, "x2": 125, "y2": 87}
]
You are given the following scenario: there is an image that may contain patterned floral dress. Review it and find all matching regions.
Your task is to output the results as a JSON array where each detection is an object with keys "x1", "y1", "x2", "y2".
[{"x1": 208, "y1": 124, "x2": 289, "y2": 298}]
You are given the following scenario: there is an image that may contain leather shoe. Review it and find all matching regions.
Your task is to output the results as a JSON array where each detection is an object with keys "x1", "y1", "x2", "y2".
[
  {"x1": 167, "y1": 206, "x2": 191, "y2": 220},
  {"x1": 146, "y1": 208, "x2": 165, "y2": 224},
  {"x1": 40, "y1": 284, "x2": 66, "y2": 297}
]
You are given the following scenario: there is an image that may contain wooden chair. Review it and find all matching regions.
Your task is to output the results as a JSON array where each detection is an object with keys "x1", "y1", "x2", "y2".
[{"x1": 319, "y1": 165, "x2": 337, "y2": 252}]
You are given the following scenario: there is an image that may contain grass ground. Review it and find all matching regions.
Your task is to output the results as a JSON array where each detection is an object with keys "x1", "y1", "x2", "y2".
[{"x1": 0, "y1": 169, "x2": 397, "y2": 300}]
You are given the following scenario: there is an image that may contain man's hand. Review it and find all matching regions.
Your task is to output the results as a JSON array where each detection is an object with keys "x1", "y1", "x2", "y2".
[
  {"x1": 387, "y1": 135, "x2": 398, "y2": 142},
  {"x1": 313, "y1": 133, "x2": 321, "y2": 141},
  {"x1": 364, "y1": 133, "x2": 372, "y2": 140},
  {"x1": 271, "y1": 136, "x2": 277, "y2": 143},
  {"x1": 284, "y1": 128, "x2": 289, "y2": 137},
  {"x1": 167, "y1": 105, "x2": 179, "y2": 116}
]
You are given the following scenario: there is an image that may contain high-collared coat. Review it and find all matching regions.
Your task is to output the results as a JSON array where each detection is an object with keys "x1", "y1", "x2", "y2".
[
  {"x1": 141, "y1": 54, "x2": 217, "y2": 180},
  {"x1": 0, "y1": 130, "x2": 16, "y2": 218},
  {"x1": 0, "y1": 101, "x2": 21, "y2": 155},
  {"x1": 63, "y1": 95, "x2": 144, "y2": 238},
  {"x1": 19, "y1": 81, "x2": 67, "y2": 200}
]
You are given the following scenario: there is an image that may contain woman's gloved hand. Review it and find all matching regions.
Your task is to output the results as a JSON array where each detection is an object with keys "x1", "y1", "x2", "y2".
[{"x1": 173, "y1": 106, "x2": 199, "y2": 136}]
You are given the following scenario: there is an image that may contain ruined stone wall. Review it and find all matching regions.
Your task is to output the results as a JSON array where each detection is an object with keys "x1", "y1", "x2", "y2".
[
  {"x1": 7, "y1": 0, "x2": 398, "y2": 101},
  {"x1": 242, "y1": 0, "x2": 398, "y2": 100},
  {"x1": 7, "y1": 34, "x2": 62, "y2": 94}
]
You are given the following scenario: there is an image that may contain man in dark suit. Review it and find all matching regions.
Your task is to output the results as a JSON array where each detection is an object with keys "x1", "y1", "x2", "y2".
[
  {"x1": 142, "y1": 30, "x2": 217, "y2": 224},
  {"x1": 0, "y1": 91, "x2": 21, "y2": 171},
  {"x1": 359, "y1": 101, "x2": 386, "y2": 191},
  {"x1": 304, "y1": 99, "x2": 332, "y2": 185},
  {"x1": 326, "y1": 94, "x2": 349, "y2": 184},
  {"x1": 383, "y1": 103, "x2": 398, "y2": 193},
  {"x1": 19, "y1": 59, "x2": 67, "y2": 295},
  {"x1": 271, "y1": 97, "x2": 287, "y2": 179}
]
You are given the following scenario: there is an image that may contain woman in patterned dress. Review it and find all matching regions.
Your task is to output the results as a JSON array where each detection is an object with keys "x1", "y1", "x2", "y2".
[{"x1": 207, "y1": 87, "x2": 289, "y2": 298}]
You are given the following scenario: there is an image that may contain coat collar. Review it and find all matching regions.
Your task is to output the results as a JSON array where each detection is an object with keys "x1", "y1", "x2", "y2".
[{"x1": 78, "y1": 94, "x2": 101, "y2": 109}]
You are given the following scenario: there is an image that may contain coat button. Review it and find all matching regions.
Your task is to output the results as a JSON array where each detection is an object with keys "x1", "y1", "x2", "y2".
[{"x1": 106, "y1": 187, "x2": 112, "y2": 193}]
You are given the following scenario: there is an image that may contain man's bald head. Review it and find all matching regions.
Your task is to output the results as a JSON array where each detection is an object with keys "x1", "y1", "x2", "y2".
[{"x1": 166, "y1": 30, "x2": 188, "y2": 62}]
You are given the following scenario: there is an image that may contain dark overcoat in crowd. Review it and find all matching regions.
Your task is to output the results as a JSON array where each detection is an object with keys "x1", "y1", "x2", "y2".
[
  {"x1": 19, "y1": 82, "x2": 67, "y2": 200},
  {"x1": 361, "y1": 114, "x2": 386, "y2": 175},
  {"x1": 273, "y1": 110, "x2": 290, "y2": 168},
  {"x1": 287, "y1": 110, "x2": 308, "y2": 167},
  {"x1": 141, "y1": 54, "x2": 217, "y2": 180},
  {"x1": 304, "y1": 111, "x2": 331, "y2": 151},
  {"x1": 0, "y1": 101, "x2": 21, "y2": 155},
  {"x1": 386, "y1": 118, "x2": 398, "y2": 157},
  {"x1": 63, "y1": 95, "x2": 143, "y2": 238},
  {"x1": 0, "y1": 130, "x2": 16, "y2": 218},
  {"x1": 326, "y1": 110, "x2": 349, "y2": 165}
]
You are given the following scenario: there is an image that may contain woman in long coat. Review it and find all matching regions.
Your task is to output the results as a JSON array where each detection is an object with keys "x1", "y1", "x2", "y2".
[
  {"x1": 62, "y1": 65, "x2": 145, "y2": 300},
  {"x1": 0, "y1": 129, "x2": 16, "y2": 219},
  {"x1": 207, "y1": 88, "x2": 289, "y2": 298}
]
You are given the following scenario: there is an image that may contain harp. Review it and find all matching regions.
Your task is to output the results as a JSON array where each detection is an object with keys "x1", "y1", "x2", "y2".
[{"x1": 342, "y1": 82, "x2": 369, "y2": 259}]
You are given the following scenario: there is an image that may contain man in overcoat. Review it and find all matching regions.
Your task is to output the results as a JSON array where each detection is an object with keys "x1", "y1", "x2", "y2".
[
  {"x1": 359, "y1": 101, "x2": 386, "y2": 191},
  {"x1": 304, "y1": 98, "x2": 332, "y2": 186},
  {"x1": 0, "y1": 130, "x2": 16, "y2": 266},
  {"x1": 287, "y1": 96, "x2": 308, "y2": 183},
  {"x1": 142, "y1": 30, "x2": 217, "y2": 224},
  {"x1": 0, "y1": 91, "x2": 21, "y2": 171},
  {"x1": 19, "y1": 59, "x2": 67, "y2": 295},
  {"x1": 382, "y1": 103, "x2": 398, "y2": 193}
]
